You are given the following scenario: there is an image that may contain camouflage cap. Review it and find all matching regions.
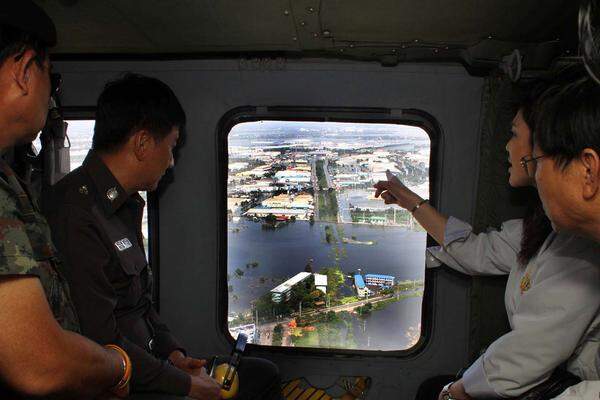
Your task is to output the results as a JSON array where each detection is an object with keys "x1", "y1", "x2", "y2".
[{"x1": 0, "y1": 1, "x2": 56, "y2": 46}]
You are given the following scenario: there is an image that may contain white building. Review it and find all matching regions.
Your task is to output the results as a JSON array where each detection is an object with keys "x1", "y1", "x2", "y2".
[
  {"x1": 275, "y1": 170, "x2": 311, "y2": 185},
  {"x1": 228, "y1": 323, "x2": 256, "y2": 344},
  {"x1": 271, "y1": 272, "x2": 312, "y2": 303},
  {"x1": 314, "y1": 273, "x2": 328, "y2": 294},
  {"x1": 271, "y1": 272, "x2": 329, "y2": 302},
  {"x1": 244, "y1": 207, "x2": 311, "y2": 220},
  {"x1": 365, "y1": 274, "x2": 395, "y2": 287},
  {"x1": 229, "y1": 162, "x2": 249, "y2": 171}
]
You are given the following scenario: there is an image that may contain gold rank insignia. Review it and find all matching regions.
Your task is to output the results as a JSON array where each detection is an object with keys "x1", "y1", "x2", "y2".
[
  {"x1": 520, "y1": 272, "x2": 531, "y2": 294},
  {"x1": 78, "y1": 185, "x2": 89, "y2": 195}
]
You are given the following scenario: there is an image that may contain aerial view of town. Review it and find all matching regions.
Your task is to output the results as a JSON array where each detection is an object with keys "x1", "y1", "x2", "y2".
[{"x1": 227, "y1": 120, "x2": 430, "y2": 351}]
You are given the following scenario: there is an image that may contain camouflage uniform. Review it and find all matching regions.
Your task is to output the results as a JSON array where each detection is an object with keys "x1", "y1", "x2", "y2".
[{"x1": 0, "y1": 157, "x2": 79, "y2": 332}]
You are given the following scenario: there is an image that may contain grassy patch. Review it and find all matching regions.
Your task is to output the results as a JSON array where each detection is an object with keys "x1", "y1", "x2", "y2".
[
  {"x1": 317, "y1": 191, "x2": 339, "y2": 222},
  {"x1": 339, "y1": 296, "x2": 360, "y2": 304}
]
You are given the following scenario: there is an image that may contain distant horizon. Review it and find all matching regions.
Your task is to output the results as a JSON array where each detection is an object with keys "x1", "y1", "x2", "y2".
[{"x1": 230, "y1": 120, "x2": 428, "y2": 139}]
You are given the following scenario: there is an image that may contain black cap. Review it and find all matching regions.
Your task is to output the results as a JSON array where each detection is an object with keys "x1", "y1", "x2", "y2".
[{"x1": 0, "y1": 1, "x2": 57, "y2": 46}]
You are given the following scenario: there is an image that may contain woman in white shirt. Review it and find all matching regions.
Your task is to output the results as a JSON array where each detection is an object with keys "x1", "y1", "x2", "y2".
[{"x1": 374, "y1": 92, "x2": 600, "y2": 400}]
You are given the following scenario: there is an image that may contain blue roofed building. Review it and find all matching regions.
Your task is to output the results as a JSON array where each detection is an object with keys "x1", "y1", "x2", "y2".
[
  {"x1": 365, "y1": 274, "x2": 395, "y2": 287},
  {"x1": 354, "y1": 274, "x2": 369, "y2": 298}
]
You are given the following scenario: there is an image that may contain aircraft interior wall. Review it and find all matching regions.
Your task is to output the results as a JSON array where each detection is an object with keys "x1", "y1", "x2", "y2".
[{"x1": 55, "y1": 59, "x2": 487, "y2": 399}]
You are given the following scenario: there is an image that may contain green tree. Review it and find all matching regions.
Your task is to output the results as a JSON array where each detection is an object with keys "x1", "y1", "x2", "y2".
[
  {"x1": 320, "y1": 267, "x2": 344, "y2": 297},
  {"x1": 272, "y1": 324, "x2": 283, "y2": 346},
  {"x1": 265, "y1": 213, "x2": 277, "y2": 225}
]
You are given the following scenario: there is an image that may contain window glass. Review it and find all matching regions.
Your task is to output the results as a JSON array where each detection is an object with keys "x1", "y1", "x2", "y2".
[
  {"x1": 227, "y1": 120, "x2": 429, "y2": 351},
  {"x1": 35, "y1": 120, "x2": 150, "y2": 254}
]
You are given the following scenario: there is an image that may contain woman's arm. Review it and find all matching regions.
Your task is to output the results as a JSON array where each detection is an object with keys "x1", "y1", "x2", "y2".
[
  {"x1": 375, "y1": 171, "x2": 519, "y2": 275},
  {"x1": 374, "y1": 170, "x2": 448, "y2": 244}
]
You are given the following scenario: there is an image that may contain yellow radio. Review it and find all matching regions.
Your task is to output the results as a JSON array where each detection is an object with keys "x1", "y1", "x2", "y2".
[{"x1": 208, "y1": 333, "x2": 248, "y2": 399}]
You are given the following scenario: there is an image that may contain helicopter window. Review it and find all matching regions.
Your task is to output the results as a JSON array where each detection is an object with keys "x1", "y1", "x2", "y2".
[
  {"x1": 34, "y1": 120, "x2": 151, "y2": 257},
  {"x1": 226, "y1": 120, "x2": 429, "y2": 351}
]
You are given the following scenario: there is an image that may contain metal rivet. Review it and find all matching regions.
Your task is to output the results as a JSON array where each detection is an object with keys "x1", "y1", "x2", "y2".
[
  {"x1": 340, "y1": 48, "x2": 344, "y2": 52},
  {"x1": 322, "y1": 29, "x2": 331, "y2": 37},
  {"x1": 292, "y1": 36, "x2": 298, "y2": 41},
  {"x1": 300, "y1": 20, "x2": 307, "y2": 27},
  {"x1": 433, "y1": 48, "x2": 439, "y2": 53},
  {"x1": 307, "y1": 6, "x2": 315, "y2": 13},
  {"x1": 414, "y1": 39, "x2": 419, "y2": 43},
  {"x1": 401, "y1": 45, "x2": 406, "y2": 49},
  {"x1": 313, "y1": 32, "x2": 319, "y2": 38},
  {"x1": 566, "y1": 49, "x2": 571, "y2": 54},
  {"x1": 284, "y1": 9, "x2": 290, "y2": 16},
  {"x1": 349, "y1": 43, "x2": 355, "y2": 48},
  {"x1": 444, "y1": 46, "x2": 449, "y2": 50},
  {"x1": 488, "y1": 35, "x2": 493, "y2": 39},
  {"x1": 392, "y1": 49, "x2": 397, "y2": 53}
]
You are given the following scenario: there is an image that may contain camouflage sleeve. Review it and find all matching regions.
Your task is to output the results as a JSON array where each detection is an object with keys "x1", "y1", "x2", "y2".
[{"x1": 0, "y1": 187, "x2": 38, "y2": 275}]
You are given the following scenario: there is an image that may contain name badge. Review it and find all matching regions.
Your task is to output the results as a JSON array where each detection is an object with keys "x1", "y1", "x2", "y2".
[{"x1": 115, "y1": 238, "x2": 133, "y2": 252}]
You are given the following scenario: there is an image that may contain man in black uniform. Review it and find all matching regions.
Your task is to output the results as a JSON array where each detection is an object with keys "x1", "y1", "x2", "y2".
[{"x1": 46, "y1": 73, "x2": 282, "y2": 399}]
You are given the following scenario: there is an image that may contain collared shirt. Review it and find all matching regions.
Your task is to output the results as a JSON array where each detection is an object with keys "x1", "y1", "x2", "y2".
[
  {"x1": 427, "y1": 217, "x2": 600, "y2": 398},
  {"x1": 45, "y1": 151, "x2": 190, "y2": 396},
  {"x1": 0, "y1": 156, "x2": 79, "y2": 332}
]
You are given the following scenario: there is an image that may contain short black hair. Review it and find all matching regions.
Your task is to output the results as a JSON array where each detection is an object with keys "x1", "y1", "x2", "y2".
[
  {"x1": 93, "y1": 73, "x2": 186, "y2": 153},
  {"x1": 0, "y1": 23, "x2": 48, "y2": 68},
  {"x1": 535, "y1": 74, "x2": 600, "y2": 169},
  {"x1": 0, "y1": 1, "x2": 56, "y2": 67}
]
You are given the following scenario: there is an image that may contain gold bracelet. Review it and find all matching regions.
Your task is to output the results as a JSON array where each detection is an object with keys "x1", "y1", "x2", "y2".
[
  {"x1": 105, "y1": 344, "x2": 132, "y2": 391},
  {"x1": 410, "y1": 198, "x2": 428, "y2": 213}
]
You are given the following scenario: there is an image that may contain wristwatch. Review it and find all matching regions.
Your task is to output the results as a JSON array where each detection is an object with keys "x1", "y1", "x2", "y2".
[{"x1": 441, "y1": 382, "x2": 455, "y2": 400}]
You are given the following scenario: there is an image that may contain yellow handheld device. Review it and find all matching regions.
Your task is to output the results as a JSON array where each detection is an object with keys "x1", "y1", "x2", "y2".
[{"x1": 209, "y1": 333, "x2": 248, "y2": 399}]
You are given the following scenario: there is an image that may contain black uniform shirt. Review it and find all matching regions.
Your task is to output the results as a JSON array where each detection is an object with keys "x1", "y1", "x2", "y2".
[{"x1": 45, "y1": 151, "x2": 191, "y2": 396}]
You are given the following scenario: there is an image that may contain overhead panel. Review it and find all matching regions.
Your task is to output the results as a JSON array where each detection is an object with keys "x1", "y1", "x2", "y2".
[
  {"x1": 35, "y1": 0, "x2": 578, "y2": 71},
  {"x1": 319, "y1": 0, "x2": 573, "y2": 45},
  {"x1": 37, "y1": 0, "x2": 300, "y2": 53},
  {"x1": 35, "y1": 0, "x2": 151, "y2": 52}
]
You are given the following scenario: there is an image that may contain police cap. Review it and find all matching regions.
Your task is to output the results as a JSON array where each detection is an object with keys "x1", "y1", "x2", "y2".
[{"x1": 0, "y1": 1, "x2": 56, "y2": 46}]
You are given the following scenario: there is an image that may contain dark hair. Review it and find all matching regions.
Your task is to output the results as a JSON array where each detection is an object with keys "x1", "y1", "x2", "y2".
[
  {"x1": 511, "y1": 83, "x2": 553, "y2": 265},
  {"x1": 518, "y1": 190, "x2": 552, "y2": 266},
  {"x1": 579, "y1": 0, "x2": 600, "y2": 83},
  {"x1": 93, "y1": 73, "x2": 186, "y2": 153},
  {"x1": 535, "y1": 75, "x2": 600, "y2": 170},
  {"x1": 0, "y1": 24, "x2": 47, "y2": 68}
]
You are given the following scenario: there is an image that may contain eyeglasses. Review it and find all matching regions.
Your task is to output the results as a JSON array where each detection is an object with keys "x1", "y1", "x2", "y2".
[
  {"x1": 50, "y1": 73, "x2": 62, "y2": 95},
  {"x1": 519, "y1": 154, "x2": 546, "y2": 172}
]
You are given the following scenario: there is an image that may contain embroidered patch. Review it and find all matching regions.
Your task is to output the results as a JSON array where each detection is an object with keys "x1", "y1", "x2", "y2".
[
  {"x1": 520, "y1": 272, "x2": 531, "y2": 294},
  {"x1": 114, "y1": 238, "x2": 132, "y2": 252}
]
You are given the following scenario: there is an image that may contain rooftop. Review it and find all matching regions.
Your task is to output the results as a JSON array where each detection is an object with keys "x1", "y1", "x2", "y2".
[
  {"x1": 271, "y1": 272, "x2": 312, "y2": 294},
  {"x1": 354, "y1": 274, "x2": 366, "y2": 289},
  {"x1": 314, "y1": 274, "x2": 328, "y2": 287},
  {"x1": 365, "y1": 274, "x2": 395, "y2": 280}
]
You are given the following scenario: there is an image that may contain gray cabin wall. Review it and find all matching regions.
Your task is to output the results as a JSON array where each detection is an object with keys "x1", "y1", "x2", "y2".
[{"x1": 54, "y1": 59, "x2": 484, "y2": 399}]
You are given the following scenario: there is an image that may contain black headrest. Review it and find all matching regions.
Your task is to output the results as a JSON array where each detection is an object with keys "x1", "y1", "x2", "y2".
[{"x1": 0, "y1": 1, "x2": 56, "y2": 46}]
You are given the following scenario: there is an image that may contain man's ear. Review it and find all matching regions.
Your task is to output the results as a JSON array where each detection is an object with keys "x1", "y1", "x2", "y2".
[
  {"x1": 12, "y1": 49, "x2": 39, "y2": 95},
  {"x1": 131, "y1": 129, "x2": 153, "y2": 161},
  {"x1": 580, "y1": 148, "x2": 600, "y2": 200}
]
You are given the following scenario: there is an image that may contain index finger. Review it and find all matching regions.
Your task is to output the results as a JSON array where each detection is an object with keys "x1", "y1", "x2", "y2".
[
  {"x1": 373, "y1": 181, "x2": 390, "y2": 197},
  {"x1": 386, "y1": 170, "x2": 396, "y2": 181},
  {"x1": 188, "y1": 357, "x2": 207, "y2": 368}
]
